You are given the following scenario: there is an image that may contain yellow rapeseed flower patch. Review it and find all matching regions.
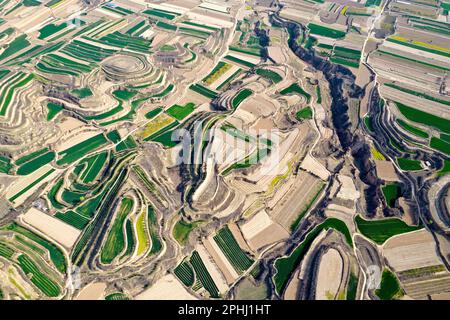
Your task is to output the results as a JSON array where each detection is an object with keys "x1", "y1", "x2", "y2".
[
  {"x1": 390, "y1": 36, "x2": 450, "y2": 54},
  {"x1": 341, "y1": 6, "x2": 348, "y2": 15},
  {"x1": 371, "y1": 146, "x2": 386, "y2": 161},
  {"x1": 138, "y1": 113, "x2": 175, "y2": 139}
]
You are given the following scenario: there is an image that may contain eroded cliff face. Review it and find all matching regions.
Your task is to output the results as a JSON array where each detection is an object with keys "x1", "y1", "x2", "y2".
[{"x1": 270, "y1": 15, "x2": 381, "y2": 215}]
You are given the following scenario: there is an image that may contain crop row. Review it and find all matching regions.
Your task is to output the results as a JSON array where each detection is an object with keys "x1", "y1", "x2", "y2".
[
  {"x1": 174, "y1": 260, "x2": 195, "y2": 287},
  {"x1": 56, "y1": 133, "x2": 108, "y2": 165},
  {"x1": 190, "y1": 251, "x2": 220, "y2": 298},
  {"x1": 0, "y1": 72, "x2": 34, "y2": 116},
  {"x1": 100, "y1": 197, "x2": 134, "y2": 264},
  {"x1": 213, "y1": 226, "x2": 253, "y2": 274}
]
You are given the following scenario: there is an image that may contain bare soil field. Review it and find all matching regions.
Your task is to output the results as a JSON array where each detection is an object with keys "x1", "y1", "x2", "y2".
[
  {"x1": 21, "y1": 207, "x2": 81, "y2": 248},
  {"x1": 75, "y1": 282, "x2": 107, "y2": 300},
  {"x1": 240, "y1": 210, "x2": 289, "y2": 251},
  {"x1": 269, "y1": 170, "x2": 322, "y2": 230},
  {"x1": 383, "y1": 229, "x2": 443, "y2": 272},
  {"x1": 315, "y1": 249, "x2": 344, "y2": 300},
  {"x1": 135, "y1": 274, "x2": 197, "y2": 300},
  {"x1": 375, "y1": 160, "x2": 399, "y2": 182}
]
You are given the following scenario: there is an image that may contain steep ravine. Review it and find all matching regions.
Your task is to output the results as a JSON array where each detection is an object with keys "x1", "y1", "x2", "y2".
[{"x1": 270, "y1": 14, "x2": 381, "y2": 215}]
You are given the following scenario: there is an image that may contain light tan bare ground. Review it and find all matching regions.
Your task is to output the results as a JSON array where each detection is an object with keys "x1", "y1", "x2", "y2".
[
  {"x1": 239, "y1": 94, "x2": 277, "y2": 117},
  {"x1": 145, "y1": 1, "x2": 190, "y2": 14},
  {"x1": 192, "y1": 157, "x2": 216, "y2": 202},
  {"x1": 240, "y1": 210, "x2": 273, "y2": 240},
  {"x1": 210, "y1": 129, "x2": 256, "y2": 172},
  {"x1": 94, "y1": 7, "x2": 123, "y2": 19},
  {"x1": 135, "y1": 274, "x2": 197, "y2": 300},
  {"x1": 389, "y1": 83, "x2": 450, "y2": 117},
  {"x1": 300, "y1": 154, "x2": 330, "y2": 181},
  {"x1": 280, "y1": 7, "x2": 315, "y2": 24},
  {"x1": 398, "y1": 198, "x2": 415, "y2": 226},
  {"x1": 269, "y1": 170, "x2": 322, "y2": 230},
  {"x1": 355, "y1": 64, "x2": 372, "y2": 89},
  {"x1": 251, "y1": 117, "x2": 275, "y2": 131},
  {"x1": 228, "y1": 223, "x2": 252, "y2": 253},
  {"x1": 315, "y1": 249, "x2": 344, "y2": 300},
  {"x1": 75, "y1": 282, "x2": 107, "y2": 300},
  {"x1": 430, "y1": 292, "x2": 450, "y2": 300},
  {"x1": 245, "y1": 124, "x2": 310, "y2": 187},
  {"x1": 284, "y1": 268, "x2": 301, "y2": 300},
  {"x1": 359, "y1": 81, "x2": 374, "y2": 117},
  {"x1": 186, "y1": 11, "x2": 234, "y2": 28},
  {"x1": 248, "y1": 224, "x2": 290, "y2": 251},
  {"x1": 46, "y1": 117, "x2": 84, "y2": 144},
  {"x1": 211, "y1": 65, "x2": 240, "y2": 90},
  {"x1": 0, "y1": 263, "x2": 38, "y2": 299},
  {"x1": 383, "y1": 229, "x2": 443, "y2": 272},
  {"x1": 240, "y1": 210, "x2": 289, "y2": 251},
  {"x1": 227, "y1": 51, "x2": 261, "y2": 65},
  {"x1": 165, "y1": 0, "x2": 198, "y2": 11},
  {"x1": 375, "y1": 160, "x2": 399, "y2": 182},
  {"x1": 336, "y1": 175, "x2": 360, "y2": 201},
  {"x1": 267, "y1": 46, "x2": 287, "y2": 64},
  {"x1": 382, "y1": 40, "x2": 449, "y2": 64},
  {"x1": 21, "y1": 207, "x2": 80, "y2": 249},
  {"x1": 6, "y1": 165, "x2": 59, "y2": 207}
]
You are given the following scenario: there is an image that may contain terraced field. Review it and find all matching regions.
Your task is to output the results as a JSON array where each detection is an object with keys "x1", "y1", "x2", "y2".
[
  {"x1": 231, "y1": 89, "x2": 253, "y2": 109},
  {"x1": 0, "y1": 0, "x2": 448, "y2": 303},
  {"x1": 190, "y1": 251, "x2": 220, "y2": 298},
  {"x1": 274, "y1": 218, "x2": 353, "y2": 294},
  {"x1": 174, "y1": 260, "x2": 195, "y2": 287},
  {"x1": 355, "y1": 215, "x2": 422, "y2": 245},
  {"x1": 100, "y1": 197, "x2": 134, "y2": 264},
  {"x1": 280, "y1": 83, "x2": 311, "y2": 103},
  {"x1": 213, "y1": 226, "x2": 253, "y2": 274},
  {"x1": 57, "y1": 134, "x2": 109, "y2": 165}
]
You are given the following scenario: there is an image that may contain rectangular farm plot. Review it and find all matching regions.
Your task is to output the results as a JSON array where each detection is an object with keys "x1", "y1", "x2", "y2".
[
  {"x1": 382, "y1": 229, "x2": 450, "y2": 299},
  {"x1": 307, "y1": 23, "x2": 346, "y2": 39},
  {"x1": 79, "y1": 151, "x2": 108, "y2": 184},
  {"x1": 21, "y1": 208, "x2": 81, "y2": 248},
  {"x1": 54, "y1": 210, "x2": 90, "y2": 230},
  {"x1": 394, "y1": 101, "x2": 450, "y2": 134},
  {"x1": 138, "y1": 113, "x2": 177, "y2": 140},
  {"x1": 225, "y1": 51, "x2": 260, "y2": 67},
  {"x1": 191, "y1": 245, "x2": 228, "y2": 298},
  {"x1": 269, "y1": 170, "x2": 324, "y2": 231},
  {"x1": 212, "y1": 226, "x2": 254, "y2": 274},
  {"x1": 174, "y1": 259, "x2": 195, "y2": 287},
  {"x1": 386, "y1": 36, "x2": 450, "y2": 58},
  {"x1": 143, "y1": 8, "x2": 179, "y2": 20},
  {"x1": 7, "y1": 165, "x2": 58, "y2": 206},
  {"x1": 166, "y1": 102, "x2": 196, "y2": 121},
  {"x1": 189, "y1": 83, "x2": 218, "y2": 99},
  {"x1": 240, "y1": 210, "x2": 289, "y2": 251},
  {"x1": 202, "y1": 61, "x2": 232, "y2": 86},
  {"x1": 56, "y1": 133, "x2": 109, "y2": 165},
  {"x1": 16, "y1": 151, "x2": 56, "y2": 175},
  {"x1": 214, "y1": 66, "x2": 242, "y2": 90},
  {"x1": 203, "y1": 236, "x2": 239, "y2": 284},
  {"x1": 135, "y1": 274, "x2": 196, "y2": 300},
  {"x1": 383, "y1": 229, "x2": 443, "y2": 272}
]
